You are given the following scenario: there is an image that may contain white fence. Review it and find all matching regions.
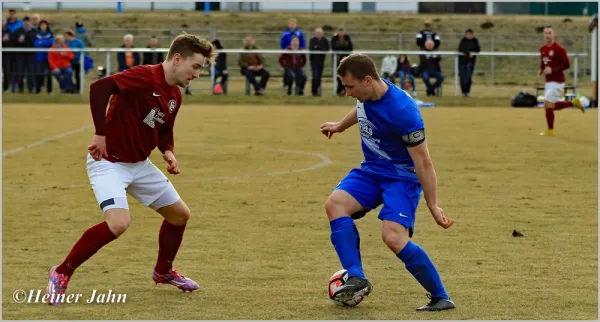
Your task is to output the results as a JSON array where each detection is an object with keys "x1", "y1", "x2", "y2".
[{"x1": 2, "y1": 47, "x2": 589, "y2": 96}]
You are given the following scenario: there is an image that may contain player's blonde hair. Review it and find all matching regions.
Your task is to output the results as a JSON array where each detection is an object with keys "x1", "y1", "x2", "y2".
[
  {"x1": 167, "y1": 34, "x2": 218, "y2": 65},
  {"x1": 336, "y1": 53, "x2": 380, "y2": 81}
]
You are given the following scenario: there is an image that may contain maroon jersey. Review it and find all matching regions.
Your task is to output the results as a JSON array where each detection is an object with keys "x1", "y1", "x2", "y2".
[
  {"x1": 540, "y1": 42, "x2": 570, "y2": 83},
  {"x1": 90, "y1": 63, "x2": 182, "y2": 163}
]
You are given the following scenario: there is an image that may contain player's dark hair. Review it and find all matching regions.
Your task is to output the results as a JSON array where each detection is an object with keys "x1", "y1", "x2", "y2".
[
  {"x1": 544, "y1": 25, "x2": 553, "y2": 30},
  {"x1": 166, "y1": 34, "x2": 218, "y2": 65},
  {"x1": 336, "y1": 53, "x2": 380, "y2": 81}
]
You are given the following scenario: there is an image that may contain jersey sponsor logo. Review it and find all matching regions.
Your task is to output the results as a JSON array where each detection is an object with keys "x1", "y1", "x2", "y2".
[
  {"x1": 143, "y1": 107, "x2": 166, "y2": 128},
  {"x1": 168, "y1": 99, "x2": 176, "y2": 113},
  {"x1": 357, "y1": 117, "x2": 380, "y2": 144},
  {"x1": 549, "y1": 50, "x2": 554, "y2": 57}
]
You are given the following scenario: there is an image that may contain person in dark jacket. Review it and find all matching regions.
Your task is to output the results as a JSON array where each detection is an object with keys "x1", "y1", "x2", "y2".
[
  {"x1": 142, "y1": 36, "x2": 163, "y2": 65},
  {"x1": 13, "y1": 17, "x2": 38, "y2": 93},
  {"x1": 416, "y1": 21, "x2": 440, "y2": 50},
  {"x1": 331, "y1": 26, "x2": 353, "y2": 96},
  {"x1": 457, "y1": 29, "x2": 480, "y2": 97},
  {"x1": 419, "y1": 40, "x2": 444, "y2": 96},
  {"x1": 2, "y1": 22, "x2": 10, "y2": 92},
  {"x1": 117, "y1": 34, "x2": 140, "y2": 72},
  {"x1": 309, "y1": 27, "x2": 329, "y2": 96},
  {"x1": 211, "y1": 39, "x2": 228, "y2": 95},
  {"x1": 33, "y1": 20, "x2": 53, "y2": 93},
  {"x1": 5, "y1": 9, "x2": 23, "y2": 93}
]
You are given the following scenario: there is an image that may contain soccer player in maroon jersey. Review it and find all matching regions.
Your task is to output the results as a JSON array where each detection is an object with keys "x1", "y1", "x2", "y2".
[
  {"x1": 538, "y1": 26, "x2": 585, "y2": 136},
  {"x1": 45, "y1": 34, "x2": 218, "y2": 306}
]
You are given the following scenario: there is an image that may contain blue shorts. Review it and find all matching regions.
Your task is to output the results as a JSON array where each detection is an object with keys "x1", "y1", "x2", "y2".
[{"x1": 334, "y1": 167, "x2": 423, "y2": 237}]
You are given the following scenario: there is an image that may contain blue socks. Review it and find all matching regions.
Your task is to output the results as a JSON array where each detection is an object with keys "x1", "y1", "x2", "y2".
[
  {"x1": 329, "y1": 217, "x2": 366, "y2": 279},
  {"x1": 397, "y1": 241, "x2": 449, "y2": 300}
]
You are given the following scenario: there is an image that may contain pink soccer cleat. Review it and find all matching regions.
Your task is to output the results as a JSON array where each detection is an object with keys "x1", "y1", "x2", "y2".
[
  {"x1": 46, "y1": 265, "x2": 70, "y2": 306},
  {"x1": 152, "y1": 269, "x2": 199, "y2": 292}
]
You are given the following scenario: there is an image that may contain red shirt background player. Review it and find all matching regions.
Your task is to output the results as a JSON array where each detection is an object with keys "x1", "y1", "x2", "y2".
[
  {"x1": 539, "y1": 31, "x2": 570, "y2": 84},
  {"x1": 45, "y1": 35, "x2": 219, "y2": 307},
  {"x1": 537, "y1": 26, "x2": 585, "y2": 137}
]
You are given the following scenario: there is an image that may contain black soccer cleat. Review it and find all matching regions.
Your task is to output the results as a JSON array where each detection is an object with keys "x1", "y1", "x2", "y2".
[
  {"x1": 416, "y1": 294, "x2": 456, "y2": 312},
  {"x1": 333, "y1": 276, "x2": 373, "y2": 302}
]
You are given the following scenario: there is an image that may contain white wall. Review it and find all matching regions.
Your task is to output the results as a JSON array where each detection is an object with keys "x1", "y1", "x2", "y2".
[
  {"x1": 375, "y1": 2, "x2": 418, "y2": 13},
  {"x1": 2, "y1": 2, "x2": 195, "y2": 11},
  {"x1": 2, "y1": 1, "x2": 419, "y2": 13},
  {"x1": 258, "y1": 2, "x2": 332, "y2": 12}
]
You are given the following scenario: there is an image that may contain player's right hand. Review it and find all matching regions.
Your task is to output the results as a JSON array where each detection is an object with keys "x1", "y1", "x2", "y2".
[
  {"x1": 430, "y1": 206, "x2": 454, "y2": 229},
  {"x1": 88, "y1": 135, "x2": 108, "y2": 161},
  {"x1": 319, "y1": 122, "x2": 342, "y2": 139}
]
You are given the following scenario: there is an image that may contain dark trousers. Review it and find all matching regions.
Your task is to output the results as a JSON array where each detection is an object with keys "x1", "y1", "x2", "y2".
[
  {"x1": 35, "y1": 61, "x2": 53, "y2": 93},
  {"x1": 72, "y1": 62, "x2": 81, "y2": 93},
  {"x1": 283, "y1": 68, "x2": 307, "y2": 95},
  {"x1": 2, "y1": 54, "x2": 9, "y2": 92},
  {"x1": 459, "y1": 62, "x2": 474, "y2": 95},
  {"x1": 53, "y1": 66, "x2": 73, "y2": 92},
  {"x1": 422, "y1": 70, "x2": 444, "y2": 92},
  {"x1": 242, "y1": 67, "x2": 270, "y2": 92},
  {"x1": 310, "y1": 61, "x2": 324, "y2": 95},
  {"x1": 15, "y1": 54, "x2": 35, "y2": 93},
  {"x1": 213, "y1": 68, "x2": 229, "y2": 94}
]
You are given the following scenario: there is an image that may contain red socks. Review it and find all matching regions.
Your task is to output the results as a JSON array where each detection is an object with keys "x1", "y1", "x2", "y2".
[
  {"x1": 545, "y1": 108, "x2": 555, "y2": 130},
  {"x1": 154, "y1": 220, "x2": 187, "y2": 274},
  {"x1": 56, "y1": 221, "x2": 117, "y2": 277},
  {"x1": 55, "y1": 219, "x2": 187, "y2": 277},
  {"x1": 554, "y1": 101, "x2": 573, "y2": 110}
]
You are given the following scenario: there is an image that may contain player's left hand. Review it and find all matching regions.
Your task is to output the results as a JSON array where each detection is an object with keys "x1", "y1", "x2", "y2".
[
  {"x1": 544, "y1": 66, "x2": 552, "y2": 75},
  {"x1": 430, "y1": 206, "x2": 454, "y2": 229},
  {"x1": 163, "y1": 151, "x2": 180, "y2": 175}
]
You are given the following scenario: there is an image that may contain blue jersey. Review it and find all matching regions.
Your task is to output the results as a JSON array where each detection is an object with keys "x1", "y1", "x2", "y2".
[{"x1": 356, "y1": 79, "x2": 425, "y2": 182}]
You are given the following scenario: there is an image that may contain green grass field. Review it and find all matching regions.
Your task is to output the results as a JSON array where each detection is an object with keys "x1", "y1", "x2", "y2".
[{"x1": 2, "y1": 102, "x2": 597, "y2": 319}]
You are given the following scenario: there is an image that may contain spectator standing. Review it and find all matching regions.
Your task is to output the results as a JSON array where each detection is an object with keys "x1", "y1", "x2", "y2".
[
  {"x1": 33, "y1": 19, "x2": 54, "y2": 93},
  {"x1": 65, "y1": 29, "x2": 86, "y2": 93},
  {"x1": 211, "y1": 39, "x2": 228, "y2": 95},
  {"x1": 143, "y1": 36, "x2": 163, "y2": 65},
  {"x1": 309, "y1": 27, "x2": 329, "y2": 96},
  {"x1": 457, "y1": 29, "x2": 480, "y2": 97},
  {"x1": 331, "y1": 26, "x2": 353, "y2": 95}
]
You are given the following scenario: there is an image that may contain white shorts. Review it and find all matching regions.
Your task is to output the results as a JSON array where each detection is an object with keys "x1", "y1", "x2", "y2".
[
  {"x1": 544, "y1": 82, "x2": 564, "y2": 103},
  {"x1": 86, "y1": 154, "x2": 181, "y2": 212}
]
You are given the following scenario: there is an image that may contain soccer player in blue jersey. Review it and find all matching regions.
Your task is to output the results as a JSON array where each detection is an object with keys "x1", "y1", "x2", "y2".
[{"x1": 320, "y1": 53, "x2": 456, "y2": 311}]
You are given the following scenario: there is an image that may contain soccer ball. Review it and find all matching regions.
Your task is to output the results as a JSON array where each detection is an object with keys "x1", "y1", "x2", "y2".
[
  {"x1": 578, "y1": 96, "x2": 590, "y2": 108},
  {"x1": 328, "y1": 269, "x2": 364, "y2": 307}
]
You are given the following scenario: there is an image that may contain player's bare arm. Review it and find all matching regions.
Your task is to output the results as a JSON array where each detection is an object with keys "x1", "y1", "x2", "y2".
[
  {"x1": 163, "y1": 150, "x2": 180, "y2": 175},
  {"x1": 88, "y1": 76, "x2": 120, "y2": 161},
  {"x1": 320, "y1": 106, "x2": 358, "y2": 139},
  {"x1": 406, "y1": 139, "x2": 454, "y2": 229}
]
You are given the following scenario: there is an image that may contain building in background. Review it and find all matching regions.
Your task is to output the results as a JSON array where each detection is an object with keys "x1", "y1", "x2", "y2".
[{"x1": 1, "y1": 2, "x2": 597, "y2": 16}]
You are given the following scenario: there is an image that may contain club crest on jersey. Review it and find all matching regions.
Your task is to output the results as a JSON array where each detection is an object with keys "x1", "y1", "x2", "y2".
[
  {"x1": 549, "y1": 50, "x2": 554, "y2": 57},
  {"x1": 168, "y1": 99, "x2": 176, "y2": 113}
]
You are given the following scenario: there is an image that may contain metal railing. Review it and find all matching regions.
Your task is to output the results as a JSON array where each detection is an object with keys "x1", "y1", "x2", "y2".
[{"x1": 1, "y1": 47, "x2": 588, "y2": 96}]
